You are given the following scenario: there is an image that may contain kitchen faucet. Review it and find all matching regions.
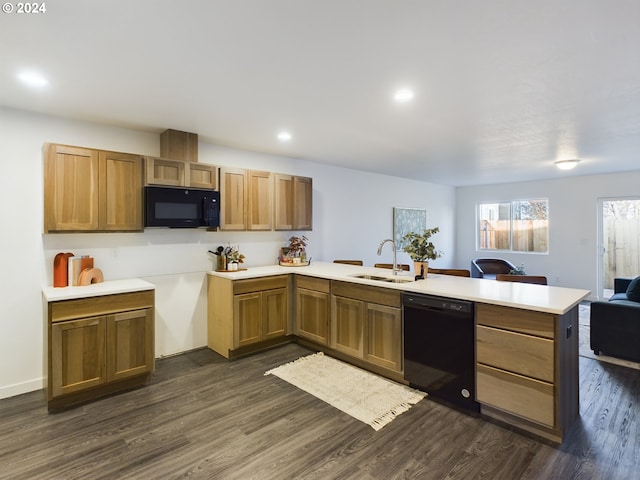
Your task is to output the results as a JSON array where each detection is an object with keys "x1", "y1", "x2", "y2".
[{"x1": 377, "y1": 238, "x2": 400, "y2": 275}]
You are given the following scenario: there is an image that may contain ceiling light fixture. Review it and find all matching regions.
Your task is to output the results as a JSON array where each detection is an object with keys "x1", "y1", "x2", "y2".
[
  {"x1": 393, "y1": 88, "x2": 414, "y2": 103},
  {"x1": 277, "y1": 131, "x2": 292, "y2": 142},
  {"x1": 554, "y1": 159, "x2": 580, "y2": 170},
  {"x1": 17, "y1": 70, "x2": 49, "y2": 88}
]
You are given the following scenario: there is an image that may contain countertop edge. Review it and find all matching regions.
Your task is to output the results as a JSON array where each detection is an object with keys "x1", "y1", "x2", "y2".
[
  {"x1": 207, "y1": 263, "x2": 590, "y2": 315},
  {"x1": 43, "y1": 279, "x2": 156, "y2": 302}
]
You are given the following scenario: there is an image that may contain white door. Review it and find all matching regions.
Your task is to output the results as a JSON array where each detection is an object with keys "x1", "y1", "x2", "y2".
[{"x1": 598, "y1": 197, "x2": 640, "y2": 300}]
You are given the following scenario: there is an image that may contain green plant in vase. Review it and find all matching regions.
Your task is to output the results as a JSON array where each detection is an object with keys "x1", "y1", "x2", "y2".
[{"x1": 402, "y1": 227, "x2": 442, "y2": 276}]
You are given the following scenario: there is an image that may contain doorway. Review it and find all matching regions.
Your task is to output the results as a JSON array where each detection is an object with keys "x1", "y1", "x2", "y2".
[{"x1": 598, "y1": 197, "x2": 640, "y2": 300}]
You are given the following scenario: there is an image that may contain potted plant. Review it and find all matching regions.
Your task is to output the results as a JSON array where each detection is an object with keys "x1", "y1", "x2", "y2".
[
  {"x1": 281, "y1": 235, "x2": 308, "y2": 265},
  {"x1": 226, "y1": 245, "x2": 245, "y2": 270},
  {"x1": 509, "y1": 264, "x2": 526, "y2": 275},
  {"x1": 402, "y1": 227, "x2": 442, "y2": 276}
]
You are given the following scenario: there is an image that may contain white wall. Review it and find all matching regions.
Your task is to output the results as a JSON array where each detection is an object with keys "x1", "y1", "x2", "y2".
[
  {"x1": 455, "y1": 172, "x2": 640, "y2": 298},
  {"x1": 0, "y1": 107, "x2": 455, "y2": 399}
]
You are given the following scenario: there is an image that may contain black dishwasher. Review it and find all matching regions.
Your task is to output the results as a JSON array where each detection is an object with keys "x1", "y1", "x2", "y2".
[{"x1": 403, "y1": 293, "x2": 480, "y2": 414}]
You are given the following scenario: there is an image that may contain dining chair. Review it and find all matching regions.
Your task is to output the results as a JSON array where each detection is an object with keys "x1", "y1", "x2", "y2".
[
  {"x1": 427, "y1": 268, "x2": 471, "y2": 277},
  {"x1": 333, "y1": 260, "x2": 364, "y2": 266},
  {"x1": 496, "y1": 274, "x2": 548, "y2": 285}
]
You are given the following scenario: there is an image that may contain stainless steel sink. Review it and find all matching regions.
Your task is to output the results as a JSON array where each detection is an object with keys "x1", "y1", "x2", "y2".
[{"x1": 350, "y1": 274, "x2": 414, "y2": 284}]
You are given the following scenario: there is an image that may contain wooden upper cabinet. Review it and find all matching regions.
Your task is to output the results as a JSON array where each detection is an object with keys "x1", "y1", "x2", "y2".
[
  {"x1": 145, "y1": 157, "x2": 185, "y2": 186},
  {"x1": 44, "y1": 144, "x2": 143, "y2": 232},
  {"x1": 220, "y1": 167, "x2": 276, "y2": 231},
  {"x1": 145, "y1": 156, "x2": 217, "y2": 189},
  {"x1": 189, "y1": 163, "x2": 218, "y2": 189},
  {"x1": 275, "y1": 174, "x2": 312, "y2": 231},
  {"x1": 274, "y1": 174, "x2": 294, "y2": 230},
  {"x1": 99, "y1": 151, "x2": 143, "y2": 231},
  {"x1": 248, "y1": 170, "x2": 273, "y2": 230},
  {"x1": 45, "y1": 144, "x2": 100, "y2": 232},
  {"x1": 294, "y1": 176, "x2": 313, "y2": 230},
  {"x1": 219, "y1": 167, "x2": 247, "y2": 230}
]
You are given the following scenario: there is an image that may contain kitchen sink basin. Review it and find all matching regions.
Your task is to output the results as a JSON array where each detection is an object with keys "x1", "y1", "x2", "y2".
[{"x1": 350, "y1": 274, "x2": 414, "y2": 284}]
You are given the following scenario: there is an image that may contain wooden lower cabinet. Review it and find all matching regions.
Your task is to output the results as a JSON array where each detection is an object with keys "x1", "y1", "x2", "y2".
[
  {"x1": 325, "y1": 281, "x2": 403, "y2": 375},
  {"x1": 51, "y1": 316, "x2": 106, "y2": 397},
  {"x1": 331, "y1": 296, "x2": 364, "y2": 358},
  {"x1": 364, "y1": 303, "x2": 402, "y2": 372},
  {"x1": 208, "y1": 275, "x2": 290, "y2": 357},
  {"x1": 234, "y1": 287, "x2": 288, "y2": 348},
  {"x1": 46, "y1": 290, "x2": 155, "y2": 410},
  {"x1": 475, "y1": 302, "x2": 579, "y2": 443},
  {"x1": 106, "y1": 309, "x2": 155, "y2": 382},
  {"x1": 330, "y1": 294, "x2": 402, "y2": 372},
  {"x1": 295, "y1": 277, "x2": 330, "y2": 345}
]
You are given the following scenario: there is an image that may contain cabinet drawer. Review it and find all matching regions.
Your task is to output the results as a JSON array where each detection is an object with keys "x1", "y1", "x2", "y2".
[
  {"x1": 233, "y1": 275, "x2": 289, "y2": 294},
  {"x1": 296, "y1": 275, "x2": 330, "y2": 294},
  {"x1": 477, "y1": 363, "x2": 555, "y2": 428},
  {"x1": 50, "y1": 291, "x2": 154, "y2": 323},
  {"x1": 477, "y1": 325, "x2": 554, "y2": 382},
  {"x1": 331, "y1": 281, "x2": 401, "y2": 308},
  {"x1": 476, "y1": 303, "x2": 555, "y2": 339}
]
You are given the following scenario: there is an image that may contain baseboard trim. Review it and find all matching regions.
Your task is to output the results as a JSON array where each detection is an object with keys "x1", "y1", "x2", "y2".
[{"x1": 0, "y1": 378, "x2": 43, "y2": 400}]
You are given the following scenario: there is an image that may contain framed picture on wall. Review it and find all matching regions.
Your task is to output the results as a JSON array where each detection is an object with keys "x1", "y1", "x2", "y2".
[{"x1": 393, "y1": 207, "x2": 426, "y2": 251}]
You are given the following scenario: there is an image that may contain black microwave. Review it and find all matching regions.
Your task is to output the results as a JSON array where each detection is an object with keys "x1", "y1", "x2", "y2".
[{"x1": 144, "y1": 186, "x2": 220, "y2": 228}]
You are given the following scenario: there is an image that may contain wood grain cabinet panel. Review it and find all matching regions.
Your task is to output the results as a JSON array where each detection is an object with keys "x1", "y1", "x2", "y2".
[
  {"x1": 44, "y1": 144, "x2": 100, "y2": 232},
  {"x1": 208, "y1": 275, "x2": 290, "y2": 357},
  {"x1": 248, "y1": 170, "x2": 273, "y2": 230},
  {"x1": 46, "y1": 290, "x2": 155, "y2": 410},
  {"x1": 328, "y1": 283, "x2": 402, "y2": 373},
  {"x1": 263, "y1": 288, "x2": 288, "y2": 340},
  {"x1": 274, "y1": 174, "x2": 313, "y2": 231},
  {"x1": 477, "y1": 364, "x2": 555, "y2": 428},
  {"x1": 331, "y1": 296, "x2": 365, "y2": 358},
  {"x1": 293, "y1": 176, "x2": 313, "y2": 230},
  {"x1": 44, "y1": 144, "x2": 143, "y2": 232},
  {"x1": 51, "y1": 316, "x2": 106, "y2": 397},
  {"x1": 476, "y1": 303, "x2": 554, "y2": 338},
  {"x1": 107, "y1": 308, "x2": 154, "y2": 382},
  {"x1": 234, "y1": 292, "x2": 263, "y2": 348},
  {"x1": 189, "y1": 163, "x2": 217, "y2": 189},
  {"x1": 145, "y1": 156, "x2": 217, "y2": 189},
  {"x1": 145, "y1": 157, "x2": 185, "y2": 186},
  {"x1": 100, "y1": 151, "x2": 143, "y2": 231},
  {"x1": 477, "y1": 325, "x2": 554, "y2": 382},
  {"x1": 220, "y1": 167, "x2": 247, "y2": 230},
  {"x1": 475, "y1": 301, "x2": 579, "y2": 443},
  {"x1": 296, "y1": 287, "x2": 330, "y2": 346},
  {"x1": 365, "y1": 303, "x2": 402, "y2": 372}
]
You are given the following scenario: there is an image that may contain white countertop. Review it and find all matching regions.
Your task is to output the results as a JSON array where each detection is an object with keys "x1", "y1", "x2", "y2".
[
  {"x1": 43, "y1": 278, "x2": 156, "y2": 302},
  {"x1": 208, "y1": 262, "x2": 590, "y2": 315}
]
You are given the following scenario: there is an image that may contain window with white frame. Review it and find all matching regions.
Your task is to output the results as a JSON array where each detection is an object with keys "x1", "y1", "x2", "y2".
[{"x1": 478, "y1": 199, "x2": 549, "y2": 253}]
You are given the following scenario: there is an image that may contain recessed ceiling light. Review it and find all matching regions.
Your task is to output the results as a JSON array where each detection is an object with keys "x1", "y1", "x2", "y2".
[
  {"x1": 277, "y1": 131, "x2": 292, "y2": 142},
  {"x1": 17, "y1": 70, "x2": 49, "y2": 88},
  {"x1": 554, "y1": 159, "x2": 580, "y2": 170},
  {"x1": 393, "y1": 88, "x2": 414, "y2": 103}
]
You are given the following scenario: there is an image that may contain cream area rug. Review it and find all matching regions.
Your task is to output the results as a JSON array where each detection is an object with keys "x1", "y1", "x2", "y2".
[
  {"x1": 265, "y1": 352, "x2": 426, "y2": 431},
  {"x1": 579, "y1": 303, "x2": 640, "y2": 370}
]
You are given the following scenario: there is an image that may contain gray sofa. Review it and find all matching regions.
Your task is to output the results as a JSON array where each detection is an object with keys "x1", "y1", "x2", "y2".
[{"x1": 590, "y1": 276, "x2": 640, "y2": 362}]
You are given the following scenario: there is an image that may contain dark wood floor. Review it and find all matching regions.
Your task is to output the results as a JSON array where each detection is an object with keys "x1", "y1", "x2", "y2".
[{"x1": 1, "y1": 343, "x2": 639, "y2": 480}]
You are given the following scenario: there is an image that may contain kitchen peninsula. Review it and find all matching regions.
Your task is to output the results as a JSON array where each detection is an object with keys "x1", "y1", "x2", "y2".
[{"x1": 208, "y1": 262, "x2": 589, "y2": 443}]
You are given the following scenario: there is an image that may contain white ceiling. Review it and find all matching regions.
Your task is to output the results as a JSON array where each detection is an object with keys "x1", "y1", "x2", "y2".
[{"x1": 2, "y1": 1, "x2": 639, "y2": 186}]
